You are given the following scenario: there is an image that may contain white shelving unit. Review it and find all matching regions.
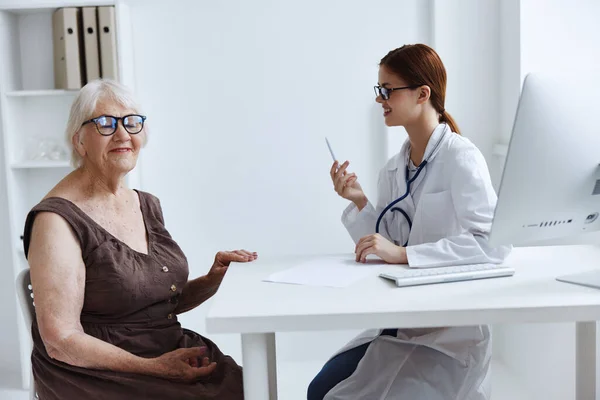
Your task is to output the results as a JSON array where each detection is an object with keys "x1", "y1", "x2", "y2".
[
  {"x1": 0, "y1": 0, "x2": 139, "y2": 390},
  {"x1": 5, "y1": 89, "x2": 80, "y2": 97},
  {"x1": 11, "y1": 161, "x2": 72, "y2": 169}
]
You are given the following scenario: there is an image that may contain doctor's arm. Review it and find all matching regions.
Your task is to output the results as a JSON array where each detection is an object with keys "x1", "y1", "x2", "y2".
[
  {"x1": 341, "y1": 167, "x2": 404, "y2": 245},
  {"x1": 405, "y1": 150, "x2": 511, "y2": 268}
]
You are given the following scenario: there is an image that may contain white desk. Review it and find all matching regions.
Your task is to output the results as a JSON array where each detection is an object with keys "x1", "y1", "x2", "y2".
[{"x1": 206, "y1": 245, "x2": 600, "y2": 400}]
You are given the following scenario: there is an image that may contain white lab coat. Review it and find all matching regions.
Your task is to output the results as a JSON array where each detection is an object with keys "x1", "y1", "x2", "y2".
[{"x1": 325, "y1": 124, "x2": 512, "y2": 400}]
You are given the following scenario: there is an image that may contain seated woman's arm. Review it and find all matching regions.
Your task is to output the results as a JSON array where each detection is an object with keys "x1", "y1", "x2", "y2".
[
  {"x1": 29, "y1": 212, "x2": 215, "y2": 381},
  {"x1": 174, "y1": 250, "x2": 257, "y2": 315},
  {"x1": 174, "y1": 276, "x2": 219, "y2": 315}
]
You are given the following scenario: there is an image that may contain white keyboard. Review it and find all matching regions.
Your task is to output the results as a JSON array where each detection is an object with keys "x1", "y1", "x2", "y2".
[{"x1": 379, "y1": 263, "x2": 515, "y2": 287}]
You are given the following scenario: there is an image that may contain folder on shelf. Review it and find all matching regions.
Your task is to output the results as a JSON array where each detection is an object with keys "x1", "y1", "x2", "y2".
[
  {"x1": 82, "y1": 7, "x2": 101, "y2": 83},
  {"x1": 98, "y1": 6, "x2": 119, "y2": 81},
  {"x1": 52, "y1": 7, "x2": 84, "y2": 89}
]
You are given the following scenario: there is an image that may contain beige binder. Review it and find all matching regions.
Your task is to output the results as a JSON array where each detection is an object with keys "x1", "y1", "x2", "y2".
[
  {"x1": 98, "y1": 6, "x2": 119, "y2": 81},
  {"x1": 52, "y1": 7, "x2": 83, "y2": 89},
  {"x1": 82, "y1": 7, "x2": 100, "y2": 83}
]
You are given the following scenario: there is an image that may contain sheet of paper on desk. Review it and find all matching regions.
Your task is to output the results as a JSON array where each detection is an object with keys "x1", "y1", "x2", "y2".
[{"x1": 263, "y1": 257, "x2": 380, "y2": 288}]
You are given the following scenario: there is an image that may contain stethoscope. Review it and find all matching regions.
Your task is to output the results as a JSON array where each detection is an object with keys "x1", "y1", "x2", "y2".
[{"x1": 375, "y1": 125, "x2": 449, "y2": 246}]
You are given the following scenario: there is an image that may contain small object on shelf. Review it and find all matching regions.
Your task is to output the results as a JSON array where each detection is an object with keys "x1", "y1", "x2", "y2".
[
  {"x1": 25, "y1": 137, "x2": 69, "y2": 162},
  {"x1": 98, "y1": 6, "x2": 119, "y2": 81},
  {"x1": 52, "y1": 7, "x2": 84, "y2": 89}
]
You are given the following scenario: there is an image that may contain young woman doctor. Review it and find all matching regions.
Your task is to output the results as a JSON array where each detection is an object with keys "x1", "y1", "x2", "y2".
[{"x1": 308, "y1": 44, "x2": 512, "y2": 400}]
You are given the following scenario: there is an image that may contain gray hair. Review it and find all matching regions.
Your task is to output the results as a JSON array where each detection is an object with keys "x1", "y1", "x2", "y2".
[{"x1": 66, "y1": 79, "x2": 145, "y2": 168}]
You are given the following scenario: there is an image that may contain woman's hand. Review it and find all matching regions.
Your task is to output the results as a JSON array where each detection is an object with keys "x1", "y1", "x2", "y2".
[
  {"x1": 175, "y1": 250, "x2": 258, "y2": 314},
  {"x1": 330, "y1": 161, "x2": 367, "y2": 209},
  {"x1": 355, "y1": 234, "x2": 408, "y2": 264},
  {"x1": 206, "y1": 250, "x2": 258, "y2": 285},
  {"x1": 150, "y1": 347, "x2": 217, "y2": 382}
]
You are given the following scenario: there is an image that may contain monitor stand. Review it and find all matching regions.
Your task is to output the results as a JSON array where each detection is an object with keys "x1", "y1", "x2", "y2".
[{"x1": 557, "y1": 270, "x2": 600, "y2": 290}]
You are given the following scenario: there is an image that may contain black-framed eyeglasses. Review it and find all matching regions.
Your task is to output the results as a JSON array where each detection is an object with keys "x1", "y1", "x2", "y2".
[
  {"x1": 374, "y1": 85, "x2": 423, "y2": 100},
  {"x1": 81, "y1": 114, "x2": 147, "y2": 136}
]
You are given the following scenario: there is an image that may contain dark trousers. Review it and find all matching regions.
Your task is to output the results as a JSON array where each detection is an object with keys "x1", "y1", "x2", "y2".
[{"x1": 306, "y1": 329, "x2": 397, "y2": 400}]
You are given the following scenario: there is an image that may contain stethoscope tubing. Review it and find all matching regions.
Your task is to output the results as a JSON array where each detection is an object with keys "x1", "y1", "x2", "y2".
[{"x1": 374, "y1": 125, "x2": 449, "y2": 246}]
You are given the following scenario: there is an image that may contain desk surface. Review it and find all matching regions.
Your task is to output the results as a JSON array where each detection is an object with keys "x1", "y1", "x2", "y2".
[{"x1": 206, "y1": 245, "x2": 600, "y2": 334}]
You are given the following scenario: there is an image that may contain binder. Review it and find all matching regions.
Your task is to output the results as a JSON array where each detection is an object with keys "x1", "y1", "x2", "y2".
[
  {"x1": 82, "y1": 7, "x2": 101, "y2": 83},
  {"x1": 52, "y1": 7, "x2": 83, "y2": 89},
  {"x1": 98, "y1": 6, "x2": 119, "y2": 81}
]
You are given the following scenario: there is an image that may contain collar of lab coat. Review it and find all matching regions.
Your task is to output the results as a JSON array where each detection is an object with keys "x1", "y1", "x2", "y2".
[{"x1": 386, "y1": 123, "x2": 450, "y2": 171}]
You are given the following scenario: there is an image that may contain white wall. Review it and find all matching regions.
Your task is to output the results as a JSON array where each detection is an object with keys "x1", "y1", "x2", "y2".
[
  {"x1": 126, "y1": 0, "x2": 507, "y2": 365},
  {"x1": 492, "y1": 0, "x2": 521, "y2": 190},
  {"x1": 386, "y1": 0, "x2": 504, "y2": 165},
  {"x1": 520, "y1": 0, "x2": 600, "y2": 81},
  {"x1": 492, "y1": 1, "x2": 600, "y2": 399},
  {"x1": 433, "y1": 0, "x2": 501, "y2": 162},
  {"x1": 127, "y1": 0, "x2": 438, "y2": 363}
]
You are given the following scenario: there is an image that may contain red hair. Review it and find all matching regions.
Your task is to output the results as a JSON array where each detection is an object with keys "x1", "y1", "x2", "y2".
[{"x1": 380, "y1": 44, "x2": 460, "y2": 134}]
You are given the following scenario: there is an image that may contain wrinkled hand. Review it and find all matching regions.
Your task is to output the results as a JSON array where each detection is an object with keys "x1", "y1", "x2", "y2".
[
  {"x1": 186, "y1": 355, "x2": 214, "y2": 369},
  {"x1": 206, "y1": 250, "x2": 258, "y2": 285},
  {"x1": 151, "y1": 347, "x2": 217, "y2": 382},
  {"x1": 330, "y1": 160, "x2": 365, "y2": 204},
  {"x1": 355, "y1": 234, "x2": 407, "y2": 264}
]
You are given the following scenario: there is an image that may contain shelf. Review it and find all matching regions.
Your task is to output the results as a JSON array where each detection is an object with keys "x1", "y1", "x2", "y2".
[
  {"x1": 0, "y1": 1, "x2": 116, "y2": 15},
  {"x1": 0, "y1": 2, "x2": 135, "y2": 390},
  {"x1": 11, "y1": 160, "x2": 71, "y2": 169},
  {"x1": 4, "y1": 89, "x2": 79, "y2": 97}
]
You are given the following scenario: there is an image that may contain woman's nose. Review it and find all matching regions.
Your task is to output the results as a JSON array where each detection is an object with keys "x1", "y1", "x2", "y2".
[{"x1": 113, "y1": 123, "x2": 130, "y2": 141}]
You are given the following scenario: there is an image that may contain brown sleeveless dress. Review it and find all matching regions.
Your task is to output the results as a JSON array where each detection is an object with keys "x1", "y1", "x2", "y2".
[{"x1": 22, "y1": 190, "x2": 243, "y2": 400}]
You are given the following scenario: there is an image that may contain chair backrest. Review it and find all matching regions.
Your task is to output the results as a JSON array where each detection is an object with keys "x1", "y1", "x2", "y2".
[
  {"x1": 16, "y1": 268, "x2": 35, "y2": 328},
  {"x1": 16, "y1": 268, "x2": 38, "y2": 399}
]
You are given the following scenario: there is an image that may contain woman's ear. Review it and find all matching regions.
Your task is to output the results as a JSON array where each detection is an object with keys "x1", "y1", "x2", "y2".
[
  {"x1": 417, "y1": 85, "x2": 431, "y2": 105},
  {"x1": 73, "y1": 131, "x2": 86, "y2": 157}
]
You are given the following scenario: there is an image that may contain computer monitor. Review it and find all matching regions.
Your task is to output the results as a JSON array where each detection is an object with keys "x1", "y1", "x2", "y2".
[{"x1": 489, "y1": 72, "x2": 600, "y2": 288}]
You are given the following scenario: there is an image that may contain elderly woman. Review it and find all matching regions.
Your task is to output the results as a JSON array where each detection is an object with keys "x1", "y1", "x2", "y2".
[{"x1": 23, "y1": 79, "x2": 254, "y2": 400}]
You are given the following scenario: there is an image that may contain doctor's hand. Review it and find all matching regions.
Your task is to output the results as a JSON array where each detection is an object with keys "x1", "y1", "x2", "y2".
[
  {"x1": 330, "y1": 161, "x2": 367, "y2": 209},
  {"x1": 355, "y1": 234, "x2": 408, "y2": 264}
]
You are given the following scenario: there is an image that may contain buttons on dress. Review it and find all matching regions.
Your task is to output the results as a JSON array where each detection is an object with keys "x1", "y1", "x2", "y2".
[
  {"x1": 162, "y1": 266, "x2": 169, "y2": 272},
  {"x1": 170, "y1": 284, "x2": 177, "y2": 292},
  {"x1": 167, "y1": 313, "x2": 173, "y2": 319}
]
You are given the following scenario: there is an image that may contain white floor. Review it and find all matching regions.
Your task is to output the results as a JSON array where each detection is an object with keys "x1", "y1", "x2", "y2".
[{"x1": 0, "y1": 359, "x2": 531, "y2": 400}]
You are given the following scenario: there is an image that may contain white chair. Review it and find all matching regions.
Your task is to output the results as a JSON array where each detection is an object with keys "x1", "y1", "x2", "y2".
[{"x1": 16, "y1": 268, "x2": 38, "y2": 400}]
